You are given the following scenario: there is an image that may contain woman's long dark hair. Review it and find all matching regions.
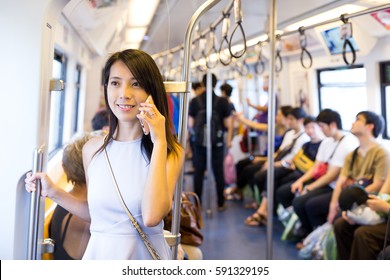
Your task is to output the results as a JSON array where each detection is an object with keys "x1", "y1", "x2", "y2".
[{"x1": 96, "y1": 49, "x2": 180, "y2": 160}]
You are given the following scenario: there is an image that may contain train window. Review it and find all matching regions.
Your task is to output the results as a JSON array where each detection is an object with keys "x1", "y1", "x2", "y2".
[
  {"x1": 380, "y1": 61, "x2": 390, "y2": 139},
  {"x1": 317, "y1": 65, "x2": 367, "y2": 130},
  {"x1": 215, "y1": 77, "x2": 268, "y2": 119},
  {"x1": 72, "y1": 64, "x2": 82, "y2": 134},
  {"x1": 48, "y1": 51, "x2": 67, "y2": 157}
]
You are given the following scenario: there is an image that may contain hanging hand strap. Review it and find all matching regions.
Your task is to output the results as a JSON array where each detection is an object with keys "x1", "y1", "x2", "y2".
[{"x1": 104, "y1": 147, "x2": 161, "y2": 260}]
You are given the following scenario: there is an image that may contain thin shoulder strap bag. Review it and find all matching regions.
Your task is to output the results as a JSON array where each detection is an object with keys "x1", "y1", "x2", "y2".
[
  {"x1": 104, "y1": 146, "x2": 161, "y2": 260},
  {"x1": 328, "y1": 135, "x2": 346, "y2": 162}
]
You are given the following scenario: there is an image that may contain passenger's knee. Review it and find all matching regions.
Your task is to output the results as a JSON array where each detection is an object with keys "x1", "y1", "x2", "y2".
[
  {"x1": 292, "y1": 196, "x2": 304, "y2": 213},
  {"x1": 353, "y1": 226, "x2": 369, "y2": 241},
  {"x1": 275, "y1": 187, "x2": 284, "y2": 202},
  {"x1": 333, "y1": 217, "x2": 346, "y2": 235},
  {"x1": 303, "y1": 197, "x2": 319, "y2": 215}
]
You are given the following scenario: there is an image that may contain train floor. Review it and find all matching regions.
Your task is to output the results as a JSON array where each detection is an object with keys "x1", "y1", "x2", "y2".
[{"x1": 182, "y1": 159, "x2": 300, "y2": 260}]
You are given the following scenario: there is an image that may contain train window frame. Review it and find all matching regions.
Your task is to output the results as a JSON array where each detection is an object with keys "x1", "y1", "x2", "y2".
[
  {"x1": 317, "y1": 65, "x2": 367, "y2": 131},
  {"x1": 380, "y1": 61, "x2": 390, "y2": 139},
  {"x1": 48, "y1": 50, "x2": 67, "y2": 159}
]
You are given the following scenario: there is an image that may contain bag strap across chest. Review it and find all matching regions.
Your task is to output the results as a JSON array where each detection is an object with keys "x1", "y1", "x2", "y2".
[{"x1": 104, "y1": 145, "x2": 161, "y2": 260}]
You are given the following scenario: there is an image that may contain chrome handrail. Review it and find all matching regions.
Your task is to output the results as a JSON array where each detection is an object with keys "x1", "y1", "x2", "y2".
[
  {"x1": 168, "y1": 0, "x2": 224, "y2": 260},
  {"x1": 27, "y1": 146, "x2": 44, "y2": 260}
]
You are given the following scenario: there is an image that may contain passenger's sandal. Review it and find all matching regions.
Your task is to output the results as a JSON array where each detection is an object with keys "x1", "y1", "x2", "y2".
[{"x1": 244, "y1": 212, "x2": 267, "y2": 226}]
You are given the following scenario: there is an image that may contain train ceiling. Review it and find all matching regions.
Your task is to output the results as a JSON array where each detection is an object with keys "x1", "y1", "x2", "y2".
[{"x1": 62, "y1": 0, "x2": 390, "y2": 57}]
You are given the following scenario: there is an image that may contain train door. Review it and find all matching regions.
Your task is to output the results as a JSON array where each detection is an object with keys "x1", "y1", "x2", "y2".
[{"x1": 4, "y1": 0, "x2": 70, "y2": 260}]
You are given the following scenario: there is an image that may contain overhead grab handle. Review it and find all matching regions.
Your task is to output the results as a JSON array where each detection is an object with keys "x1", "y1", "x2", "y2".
[
  {"x1": 235, "y1": 59, "x2": 249, "y2": 76},
  {"x1": 205, "y1": 26, "x2": 219, "y2": 69},
  {"x1": 219, "y1": 13, "x2": 232, "y2": 66},
  {"x1": 195, "y1": 35, "x2": 208, "y2": 72},
  {"x1": 228, "y1": 0, "x2": 247, "y2": 59},
  {"x1": 199, "y1": 35, "x2": 207, "y2": 58},
  {"x1": 298, "y1": 27, "x2": 313, "y2": 69},
  {"x1": 191, "y1": 23, "x2": 203, "y2": 61},
  {"x1": 275, "y1": 34, "x2": 283, "y2": 73},
  {"x1": 254, "y1": 41, "x2": 265, "y2": 75},
  {"x1": 340, "y1": 14, "x2": 356, "y2": 66}
]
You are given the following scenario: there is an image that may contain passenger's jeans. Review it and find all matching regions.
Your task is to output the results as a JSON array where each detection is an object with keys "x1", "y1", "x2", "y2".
[
  {"x1": 235, "y1": 158, "x2": 264, "y2": 190},
  {"x1": 293, "y1": 188, "x2": 333, "y2": 234},
  {"x1": 193, "y1": 144, "x2": 225, "y2": 207}
]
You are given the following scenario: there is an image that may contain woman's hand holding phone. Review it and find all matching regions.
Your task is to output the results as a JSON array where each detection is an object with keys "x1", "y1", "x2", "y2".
[
  {"x1": 139, "y1": 96, "x2": 151, "y2": 135},
  {"x1": 137, "y1": 96, "x2": 166, "y2": 143}
]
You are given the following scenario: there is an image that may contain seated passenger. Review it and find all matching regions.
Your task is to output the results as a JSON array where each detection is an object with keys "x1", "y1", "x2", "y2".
[
  {"x1": 276, "y1": 109, "x2": 357, "y2": 237},
  {"x1": 334, "y1": 165, "x2": 390, "y2": 259},
  {"x1": 245, "y1": 108, "x2": 310, "y2": 225},
  {"x1": 330, "y1": 111, "x2": 390, "y2": 259},
  {"x1": 226, "y1": 105, "x2": 292, "y2": 202},
  {"x1": 50, "y1": 134, "x2": 92, "y2": 260},
  {"x1": 328, "y1": 111, "x2": 390, "y2": 225},
  {"x1": 285, "y1": 109, "x2": 358, "y2": 241},
  {"x1": 253, "y1": 108, "x2": 310, "y2": 197},
  {"x1": 245, "y1": 114, "x2": 322, "y2": 226}
]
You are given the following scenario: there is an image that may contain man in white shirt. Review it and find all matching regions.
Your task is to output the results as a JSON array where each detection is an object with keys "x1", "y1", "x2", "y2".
[
  {"x1": 288, "y1": 109, "x2": 358, "y2": 240},
  {"x1": 245, "y1": 108, "x2": 310, "y2": 226}
]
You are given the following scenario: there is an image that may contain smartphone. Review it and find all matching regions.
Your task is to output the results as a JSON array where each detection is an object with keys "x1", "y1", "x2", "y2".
[
  {"x1": 281, "y1": 160, "x2": 291, "y2": 168},
  {"x1": 139, "y1": 96, "x2": 151, "y2": 135}
]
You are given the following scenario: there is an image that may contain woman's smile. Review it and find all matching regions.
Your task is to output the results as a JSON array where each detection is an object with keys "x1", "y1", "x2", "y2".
[{"x1": 116, "y1": 103, "x2": 136, "y2": 112}]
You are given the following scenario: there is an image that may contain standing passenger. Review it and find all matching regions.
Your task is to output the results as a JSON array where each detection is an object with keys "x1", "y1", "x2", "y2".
[
  {"x1": 188, "y1": 74, "x2": 232, "y2": 211},
  {"x1": 25, "y1": 49, "x2": 184, "y2": 260},
  {"x1": 220, "y1": 83, "x2": 236, "y2": 142},
  {"x1": 220, "y1": 83, "x2": 235, "y2": 112},
  {"x1": 187, "y1": 82, "x2": 206, "y2": 161}
]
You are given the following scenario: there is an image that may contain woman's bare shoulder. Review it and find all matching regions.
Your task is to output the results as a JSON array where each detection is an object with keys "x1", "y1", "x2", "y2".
[
  {"x1": 83, "y1": 136, "x2": 105, "y2": 163},
  {"x1": 85, "y1": 136, "x2": 104, "y2": 148}
]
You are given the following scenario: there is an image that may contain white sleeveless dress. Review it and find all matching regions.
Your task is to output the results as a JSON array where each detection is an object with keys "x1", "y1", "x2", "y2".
[{"x1": 82, "y1": 138, "x2": 171, "y2": 260}]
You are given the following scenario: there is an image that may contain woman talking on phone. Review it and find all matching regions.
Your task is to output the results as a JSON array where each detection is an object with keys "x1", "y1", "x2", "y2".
[{"x1": 25, "y1": 49, "x2": 184, "y2": 260}]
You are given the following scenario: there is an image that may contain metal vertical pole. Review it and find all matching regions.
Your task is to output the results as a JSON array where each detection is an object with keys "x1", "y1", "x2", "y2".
[
  {"x1": 244, "y1": 77, "x2": 253, "y2": 153},
  {"x1": 266, "y1": 0, "x2": 277, "y2": 260},
  {"x1": 171, "y1": 89, "x2": 188, "y2": 259},
  {"x1": 27, "y1": 147, "x2": 44, "y2": 260},
  {"x1": 171, "y1": 0, "x2": 223, "y2": 260},
  {"x1": 205, "y1": 70, "x2": 213, "y2": 217}
]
